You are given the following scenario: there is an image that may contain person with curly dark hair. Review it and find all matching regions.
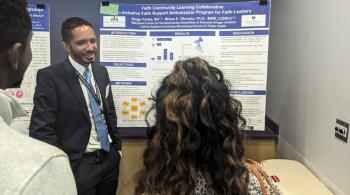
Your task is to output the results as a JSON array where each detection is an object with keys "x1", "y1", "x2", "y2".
[
  {"x1": 135, "y1": 57, "x2": 280, "y2": 195},
  {"x1": 0, "y1": 0, "x2": 32, "y2": 88},
  {"x1": 0, "y1": 0, "x2": 77, "y2": 194}
]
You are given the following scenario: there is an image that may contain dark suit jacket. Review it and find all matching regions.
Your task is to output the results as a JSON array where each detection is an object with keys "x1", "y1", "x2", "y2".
[{"x1": 29, "y1": 58, "x2": 121, "y2": 169}]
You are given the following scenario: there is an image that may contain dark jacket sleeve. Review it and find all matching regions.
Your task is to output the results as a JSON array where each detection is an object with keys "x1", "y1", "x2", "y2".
[{"x1": 29, "y1": 68, "x2": 61, "y2": 149}]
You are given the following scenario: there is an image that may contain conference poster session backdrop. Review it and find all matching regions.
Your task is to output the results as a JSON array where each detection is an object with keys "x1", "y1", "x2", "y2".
[
  {"x1": 99, "y1": 1, "x2": 270, "y2": 130},
  {"x1": 7, "y1": 1, "x2": 270, "y2": 134}
]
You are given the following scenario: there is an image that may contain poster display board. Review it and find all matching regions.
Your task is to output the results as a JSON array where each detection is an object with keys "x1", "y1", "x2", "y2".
[{"x1": 99, "y1": 1, "x2": 270, "y2": 130}]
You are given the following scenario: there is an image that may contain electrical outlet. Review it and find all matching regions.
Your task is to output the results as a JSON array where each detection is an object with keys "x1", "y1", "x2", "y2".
[{"x1": 335, "y1": 119, "x2": 349, "y2": 143}]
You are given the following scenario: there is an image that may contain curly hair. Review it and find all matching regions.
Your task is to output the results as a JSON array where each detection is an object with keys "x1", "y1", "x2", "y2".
[
  {"x1": 135, "y1": 57, "x2": 249, "y2": 195},
  {"x1": 0, "y1": 0, "x2": 31, "y2": 52}
]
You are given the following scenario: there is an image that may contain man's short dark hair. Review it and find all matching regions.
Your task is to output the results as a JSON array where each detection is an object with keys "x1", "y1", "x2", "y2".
[
  {"x1": 0, "y1": 0, "x2": 32, "y2": 52},
  {"x1": 61, "y1": 17, "x2": 93, "y2": 43}
]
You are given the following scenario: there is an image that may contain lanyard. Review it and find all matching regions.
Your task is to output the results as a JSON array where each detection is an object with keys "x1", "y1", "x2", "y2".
[{"x1": 74, "y1": 69, "x2": 102, "y2": 106}]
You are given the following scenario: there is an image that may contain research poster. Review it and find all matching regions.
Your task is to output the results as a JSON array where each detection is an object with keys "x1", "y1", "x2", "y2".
[
  {"x1": 7, "y1": 4, "x2": 50, "y2": 134},
  {"x1": 100, "y1": 1, "x2": 270, "y2": 130}
]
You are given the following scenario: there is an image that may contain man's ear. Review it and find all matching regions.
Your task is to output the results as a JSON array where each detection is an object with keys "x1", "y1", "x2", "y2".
[
  {"x1": 7, "y1": 42, "x2": 22, "y2": 69},
  {"x1": 62, "y1": 41, "x2": 71, "y2": 53}
]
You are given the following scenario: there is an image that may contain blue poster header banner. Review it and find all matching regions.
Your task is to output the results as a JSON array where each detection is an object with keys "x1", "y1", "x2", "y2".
[
  {"x1": 150, "y1": 31, "x2": 215, "y2": 36},
  {"x1": 28, "y1": 4, "x2": 50, "y2": 32},
  {"x1": 231, "y1": 90, "x2": 266, "y2": 95},
  {"x1": 100, "y1": 30, "x2": 146, "y2": 36},
  {"x1": 220, "y1": 30, "x2": 269, "y2": 36},
  {"x1": 100, "y1": 1, "x2": 270, "y2": 30},
  {"x1": 111, "y1": 81, "x2": 147, "y2": 86},
  {"x1": 102, "y1": 62, "x2": 147, "y2": 67},
  {"x1": 157, "y1": 38, "x2": 172, "y2": 41}
]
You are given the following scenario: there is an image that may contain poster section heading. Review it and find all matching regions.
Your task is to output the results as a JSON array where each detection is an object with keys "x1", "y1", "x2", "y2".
[
  {"x1": 231, "y1": 90, "x2": 266, "y2": 95},
  {"x1": 100, "y1": 2, "x2": 270, "y2": 30},
  {"x1": 28, "y1": 4, "x2": 49, "y2": 31}
]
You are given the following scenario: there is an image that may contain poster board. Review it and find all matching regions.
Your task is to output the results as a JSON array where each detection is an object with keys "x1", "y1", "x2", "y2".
[{"x1": 99, "y1": 1, "x2": 270, "y2": 131}]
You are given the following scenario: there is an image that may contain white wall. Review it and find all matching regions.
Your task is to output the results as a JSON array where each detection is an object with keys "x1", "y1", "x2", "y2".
[{"x1": 266, "y1": 0, "x2": 350, "y2": 194}]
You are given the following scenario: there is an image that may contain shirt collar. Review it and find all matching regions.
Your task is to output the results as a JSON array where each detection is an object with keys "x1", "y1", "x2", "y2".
[
  {"x1": 0, "y1": 89, "x2": 27, "y2": 125},
  {"x1": 68, "y1": 55, "x2": 91, "y2": 75}
]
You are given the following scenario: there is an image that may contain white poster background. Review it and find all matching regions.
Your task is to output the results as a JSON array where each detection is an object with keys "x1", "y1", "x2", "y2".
[{"x1": 100, "y1": 2, "x2": 270, "y2": 130}]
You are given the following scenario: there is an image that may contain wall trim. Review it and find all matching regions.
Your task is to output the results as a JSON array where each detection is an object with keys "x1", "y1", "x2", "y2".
[{"x1": 278, "y1": 136, "x2": 345, "y2": 195}]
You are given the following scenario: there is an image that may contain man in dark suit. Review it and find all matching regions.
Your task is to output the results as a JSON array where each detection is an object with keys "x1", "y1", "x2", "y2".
[{"x1": 29, "y1": 17, "x2": 121, "y2": 195}]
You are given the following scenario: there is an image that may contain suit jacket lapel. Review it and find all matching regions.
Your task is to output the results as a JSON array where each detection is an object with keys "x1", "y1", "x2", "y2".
[
  {"x1": 62, "y1": 58, "x2": 90, "y2": 122},
  {"x1": 91, "y1": 64, "x2": 106, "y2": 101},
  {"x1": 91, "y1": 64, "x2": 113, "y2": 134}
]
